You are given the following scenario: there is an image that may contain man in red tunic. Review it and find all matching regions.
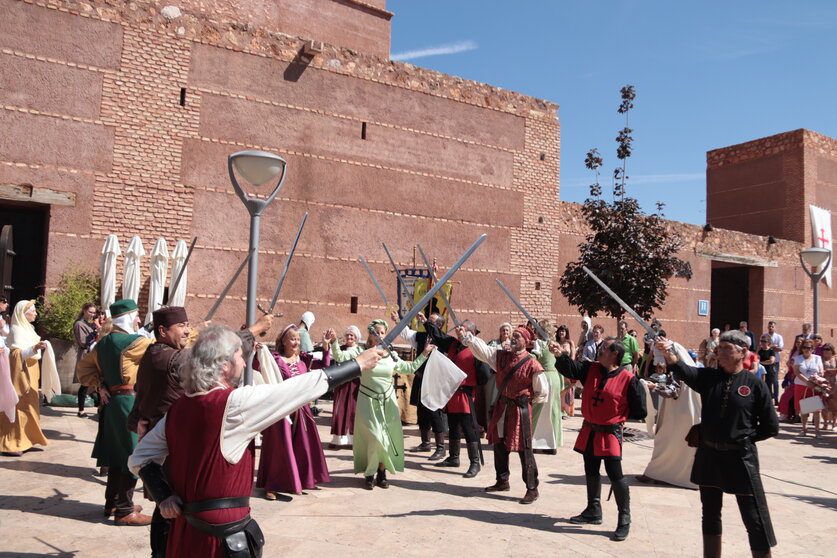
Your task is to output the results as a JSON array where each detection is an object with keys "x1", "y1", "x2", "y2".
[
  {"x1": 425, "y1": 319, "x2": 491, "y2": 478},
  {"x1": 128, "y1": 325, "x2": 382, "y2": 557},
  {"x1": 459, "y1": 324, "x2": 547, "y2": 504},
  {"x1": 554, "y1": 337, "x2": 647, "y2": 541}
]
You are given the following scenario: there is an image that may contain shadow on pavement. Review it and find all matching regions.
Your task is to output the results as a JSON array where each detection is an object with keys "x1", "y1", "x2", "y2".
[
  {"x1": 383, "y1": 508, "x2": 609, "y2": 536},
  {"x1": 0, "y1": 461, "x2": 105, "y2": 485},
  {"x1": 0, "y1": 488, "x2": 105, "y2": 523},
  {"x1": 777, "y1": 492, "x2": 837, "y2": 511}
]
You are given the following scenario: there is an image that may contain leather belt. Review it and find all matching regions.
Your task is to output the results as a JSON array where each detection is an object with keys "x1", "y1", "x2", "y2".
[
  {"x1": 582, "y1": 420, "x2": 620, "y2": 434},
  {"x1": 108, "y1": 384, "x2": 136, "y2": 396},
  {"x1": 183, "y1": 496, "x2": 250, "y2": 514},
  {"x1": 701, "y1": 439, "x2": 742, "y2": 451}
]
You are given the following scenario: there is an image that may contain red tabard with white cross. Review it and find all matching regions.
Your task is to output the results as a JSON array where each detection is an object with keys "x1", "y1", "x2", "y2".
[
  {"x1": 164, "y1": 387, "x2": 255, "y2": 557},
  {"x1": 574, "y1": 363, "x2": 633, "y2": 457},
  {"x1": 444, "y1": 342, "x2": 478, "y2": 414}
]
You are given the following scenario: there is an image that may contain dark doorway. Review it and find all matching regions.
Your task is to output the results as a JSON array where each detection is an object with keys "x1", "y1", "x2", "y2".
[
  {"x1": 0, "y1": 201, "x2": 49, "y2": 306},
  {"x1": 710, "y1": 264, "x2": 749, "y2": 331}
]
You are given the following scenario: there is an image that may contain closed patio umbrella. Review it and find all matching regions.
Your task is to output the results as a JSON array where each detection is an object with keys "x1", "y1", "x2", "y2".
[
  {"x1": 121, "y1": 236, "x2": 145, "y2": 303},
  {"x1": 167, "y1": 239, "x2": 188, "y2": 307},
  {"x1": 145, "y1": 238, "x2": 169, "y2": 325},
  {"x1": 100, "y1": 235, "x2": 121, "y2": 316}
]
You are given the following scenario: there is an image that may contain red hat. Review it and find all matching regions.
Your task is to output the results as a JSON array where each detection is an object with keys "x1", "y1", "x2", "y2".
[{"x1": 516, "y1": 324, "x2": 533, "y2": 343}]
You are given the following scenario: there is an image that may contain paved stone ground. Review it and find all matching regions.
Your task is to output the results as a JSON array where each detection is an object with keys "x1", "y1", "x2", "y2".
[{"x1": 1, "y1": 403, "x2": 835, "y2": 557}]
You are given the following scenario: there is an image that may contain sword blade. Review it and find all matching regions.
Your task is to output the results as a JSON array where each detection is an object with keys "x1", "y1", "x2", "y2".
[
  {"x1": 165, "y1": 236, "x2": 197, "y2": 305},
  {"x1": 495, "y1": 279, "x2": 549, "y2": 341},
  {"x1": 359, "y1": 255, "x2": 390, "y2": 308},
  {"x1": 383, "y1": 234, "x2": 486, "y2": 346},
  {"x1": 416, "y1": 244, "x2": 460, "y2": 328},
  {"x1": 581, "y1": 265, "x2": 657, "y2": 337},
  {"x1": 204, "y1": 249, "x2": 254, "y2": 321},
  {"x1": 267, "y1": 212, "x2": 308, "y2": 313}
]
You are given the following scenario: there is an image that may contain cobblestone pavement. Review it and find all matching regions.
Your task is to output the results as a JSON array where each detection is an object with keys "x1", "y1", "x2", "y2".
[{"x1": 0, "y1": 403, "x2": 835, "y2": 557}]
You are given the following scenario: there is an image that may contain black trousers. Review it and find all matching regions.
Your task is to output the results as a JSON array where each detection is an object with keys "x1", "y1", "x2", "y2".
[
  {"x1": 104, "y1": 466, "x2": 138, "y2": 517},
  {"x1": 765, "y1": 370, "x2": 779, "y2": 404},
  {"x1": 447, "y1": 412, "x2": 478, "y2": 443},
  {"x1": 582, "y1": 451, "x2": 624, "y2": 482},
  {"x1": 493, "y1": 441, "x2": 538, "y2": 489},
  {"x1": 77, "y1": 385, "x2": 89, "y2": 411},
  {"x1": 150, "y1": 506, "x2": 171, "y2": 557},
  {"x1": 417, "y1": 403, "x2": 448, "y2": 433},
  {"x1": 700, "y1": 486, "x2": 772, "y2": 551}
]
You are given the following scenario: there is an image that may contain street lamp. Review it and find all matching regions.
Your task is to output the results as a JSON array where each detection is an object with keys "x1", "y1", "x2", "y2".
[
  {"x1": 799, "y1": 247, "x2": 832, "y2": 335},
  {"x1": 228, "y1": 150, "x2": 287, "y2": 384}
]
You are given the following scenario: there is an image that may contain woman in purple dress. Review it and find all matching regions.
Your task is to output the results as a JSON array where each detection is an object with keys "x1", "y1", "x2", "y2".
[{"x1": 257, "y1": 324, "x2": 331, "y2": 499}]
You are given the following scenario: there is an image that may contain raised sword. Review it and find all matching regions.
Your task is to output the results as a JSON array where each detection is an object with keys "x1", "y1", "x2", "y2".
[
  {"x1": 265, "y1": 213, "x2": 308, "y2": 314},
  {"x1": 204, "y1": 249, "x2": 254, "y2": 321},
  {"x1": 381, "y1": 242, "x2": 414, "y2": 319},
  {"x1": 581, "y1": 266, "x2": 658, "y2": 339},
  {"x1": 495, "y1": 279, "x2": 549, "y2": 341}
]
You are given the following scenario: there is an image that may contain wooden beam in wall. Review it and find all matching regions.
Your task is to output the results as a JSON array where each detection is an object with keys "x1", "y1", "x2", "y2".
[{"x1": 0, "y1": 183, "x2": 76, "y2": 206}]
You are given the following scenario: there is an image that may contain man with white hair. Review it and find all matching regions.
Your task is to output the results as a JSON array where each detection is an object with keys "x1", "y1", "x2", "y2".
[
  {"x1": 77, "y1": 299, "x2": 153, "y2": 525},
  {"x1": 128, "y1": 324, "x2": 383, "y2": 557}
]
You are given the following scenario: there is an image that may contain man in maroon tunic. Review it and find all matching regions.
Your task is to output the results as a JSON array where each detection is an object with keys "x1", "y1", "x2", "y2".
[
  {"x1": 426, "y1": 319, "x2": 491, "y2": 478},
  {"x1": 128, "y1": 325, "x2": 382, "y2": 557},
  {"x1": 554, "y1": 337, "x2": 647, "y2": 541},
  {"x1": 459, "y1": 324, "x2": 547, "y2": 504},
  {"x1": 128, "y1": 307, "x2": 272, "y2": 557}
]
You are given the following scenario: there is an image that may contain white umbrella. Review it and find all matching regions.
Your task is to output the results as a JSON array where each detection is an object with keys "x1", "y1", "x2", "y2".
[
  {"x1": 167, "y1": 240, "x2": 189, "y2": 307},
  {"x1": 100, "y1": 235, "x2": 121, "y2": 316},
  {"x1": 121, "y1": 236, "x2": 145, "y2": 303},
  {"x1": 145, "y1": 238, "x2": 169, "y2": 325}
]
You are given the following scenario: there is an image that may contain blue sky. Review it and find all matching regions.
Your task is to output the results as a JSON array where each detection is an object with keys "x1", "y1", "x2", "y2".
[{"x1": 388, "y1": 0, "x2": 837, "y2": 225}]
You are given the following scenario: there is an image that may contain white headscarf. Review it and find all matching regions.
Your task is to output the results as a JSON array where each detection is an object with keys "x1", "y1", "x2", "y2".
[
  {"x1": 7, "y1": 301, "x2": 41, "y2": 355},
  {"x1": 345, "y1": 325, "x2": 362, "y2": 344},
  {"x1": 112, "y1": 311, "x2": 139, "y2": 334},
  {"x1": 6, "y1": 300, "x2": 61, "y2": 401}
]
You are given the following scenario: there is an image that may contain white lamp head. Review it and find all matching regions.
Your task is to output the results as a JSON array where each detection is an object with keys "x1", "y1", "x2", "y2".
[
  {"x1": 800, "y1": 247, "x2": 831, "y2": 269},
  {"x1": 230, "y1": 150, "x2": 286, "y2": 186}
]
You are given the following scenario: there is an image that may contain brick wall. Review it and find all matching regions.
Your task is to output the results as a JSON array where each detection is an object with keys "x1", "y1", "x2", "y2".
[{"x1": 0, "y1": 0, "x2": 830, "y2": 350}]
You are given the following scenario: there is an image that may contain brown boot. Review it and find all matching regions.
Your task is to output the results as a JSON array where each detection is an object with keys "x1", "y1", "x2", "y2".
[
  {"x1": 114, "y1": 511, "x2": 152, "y2": 526},
  {"x1": 703, "y1": 534, "x2": 722, "y2": 558},
  {"x1": 519, "y1": 488, "x2": 539, "y2": 504},
  {"x1": 485, "y1": 481, "x2": 510, "y2": 492}
]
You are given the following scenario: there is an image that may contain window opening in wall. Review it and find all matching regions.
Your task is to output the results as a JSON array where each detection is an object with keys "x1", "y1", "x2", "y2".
[
  {"x1": 535, "y1": 282, "x2": 541, "y2": 290},
  {"x1": 540, "y1": 153, "x2": 546, "y2": 161},
  {"x1": 350, "y1": 296, "x2": 359, "y2": 313},
  {"x1": 179, "y1": 88, "x2": 187, "y2": 106},
  {"x1": 361, "y1": 122, "x2": 367, "y2": 140}
]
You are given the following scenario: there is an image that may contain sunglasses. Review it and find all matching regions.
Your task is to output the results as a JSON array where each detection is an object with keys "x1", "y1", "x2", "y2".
[{"x1": 802, "y1": 346, "x2": 814, "y2": 350}]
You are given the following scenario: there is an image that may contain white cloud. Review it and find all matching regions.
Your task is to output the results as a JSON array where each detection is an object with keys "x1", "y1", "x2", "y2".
[{"x1": 391, "y1": 40, "x2": 478, "y2": 62}]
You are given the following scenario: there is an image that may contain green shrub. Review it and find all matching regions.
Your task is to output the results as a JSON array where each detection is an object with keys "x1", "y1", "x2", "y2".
[{"x1": 37, "y1": 269, "x2": 99, "y2": 341}]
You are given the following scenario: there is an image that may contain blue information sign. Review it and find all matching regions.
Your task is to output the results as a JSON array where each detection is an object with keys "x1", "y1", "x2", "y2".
[{"x1": 698, "y1": 299, "x2": 709, "y2": 316}]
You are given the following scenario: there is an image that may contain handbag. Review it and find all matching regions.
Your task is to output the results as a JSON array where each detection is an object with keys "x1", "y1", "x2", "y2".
[{"x1": 799, "y1": 395, "x2": 825, "y2": 415}]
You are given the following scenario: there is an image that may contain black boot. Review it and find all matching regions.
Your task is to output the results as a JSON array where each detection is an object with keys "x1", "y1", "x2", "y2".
[
  {"x1": 703, "y1": 534, "x2": 722, "y2": 558},
  {"x1": 611, "y1": 478, "x2": 630, "y2": 541},
  {"x1": 463, "y1": 442, "x2": 481, "y2": 478},
  {"x1": 412, "y1": 429, "x2": 432, "y2": 452},
  {"x1": 364, "y1": 475, "x2": 375, "y2": 490},
  {"x1": 436, "y1": 437, "x2": 460, "y2": 467},
  {"x1": 570, "y1": 474, "x2": 602, "y2": 524},
  {"x1": 375, "y1": 468, "x2": 389, "y2": 489},
  {"x1": 428, "y1": 431, "x2": 446, "y2": 461}
]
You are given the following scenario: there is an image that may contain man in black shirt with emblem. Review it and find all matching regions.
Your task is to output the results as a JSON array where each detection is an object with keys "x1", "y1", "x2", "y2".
[{"x1": 656, "y1": 330, "x2": 778, "y2": 558}]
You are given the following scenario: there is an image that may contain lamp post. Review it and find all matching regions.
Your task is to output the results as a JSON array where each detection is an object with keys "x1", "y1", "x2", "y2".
[
  {"x1": 799, "y1": 247, "x2": 832, "y2": 335},
  {"x1": 228, "y1": 150, "x2": 287, "y2": 385}
]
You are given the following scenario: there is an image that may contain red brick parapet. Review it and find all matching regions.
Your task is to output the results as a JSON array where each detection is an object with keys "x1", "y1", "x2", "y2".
[{"x1": 22, "y1": 0, "x2": 557, "y2": 120}]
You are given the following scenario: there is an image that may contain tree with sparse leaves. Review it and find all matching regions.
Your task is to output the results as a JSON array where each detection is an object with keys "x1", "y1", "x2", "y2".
[{"x1": 559, "y1": 85, "x2": 691, "y2": 320}]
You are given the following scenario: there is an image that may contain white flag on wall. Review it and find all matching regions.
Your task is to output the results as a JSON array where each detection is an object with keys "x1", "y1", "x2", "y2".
[{"x1": 809, "y1": 204, "x2": 832, "y2": 287}]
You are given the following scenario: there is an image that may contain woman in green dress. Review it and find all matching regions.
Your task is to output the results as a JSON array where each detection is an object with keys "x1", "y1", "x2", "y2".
[
  {"x1": 353, "y1": 319, "x2": 435, "y2": 489},
  {"x1": 530, "y1": 320, "x2": 564, "y2": 453}
]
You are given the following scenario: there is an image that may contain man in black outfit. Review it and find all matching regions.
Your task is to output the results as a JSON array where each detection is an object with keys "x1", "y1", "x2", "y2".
[{"x1": 656, "y1": 331, "x2": 779, "y2": 558}]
